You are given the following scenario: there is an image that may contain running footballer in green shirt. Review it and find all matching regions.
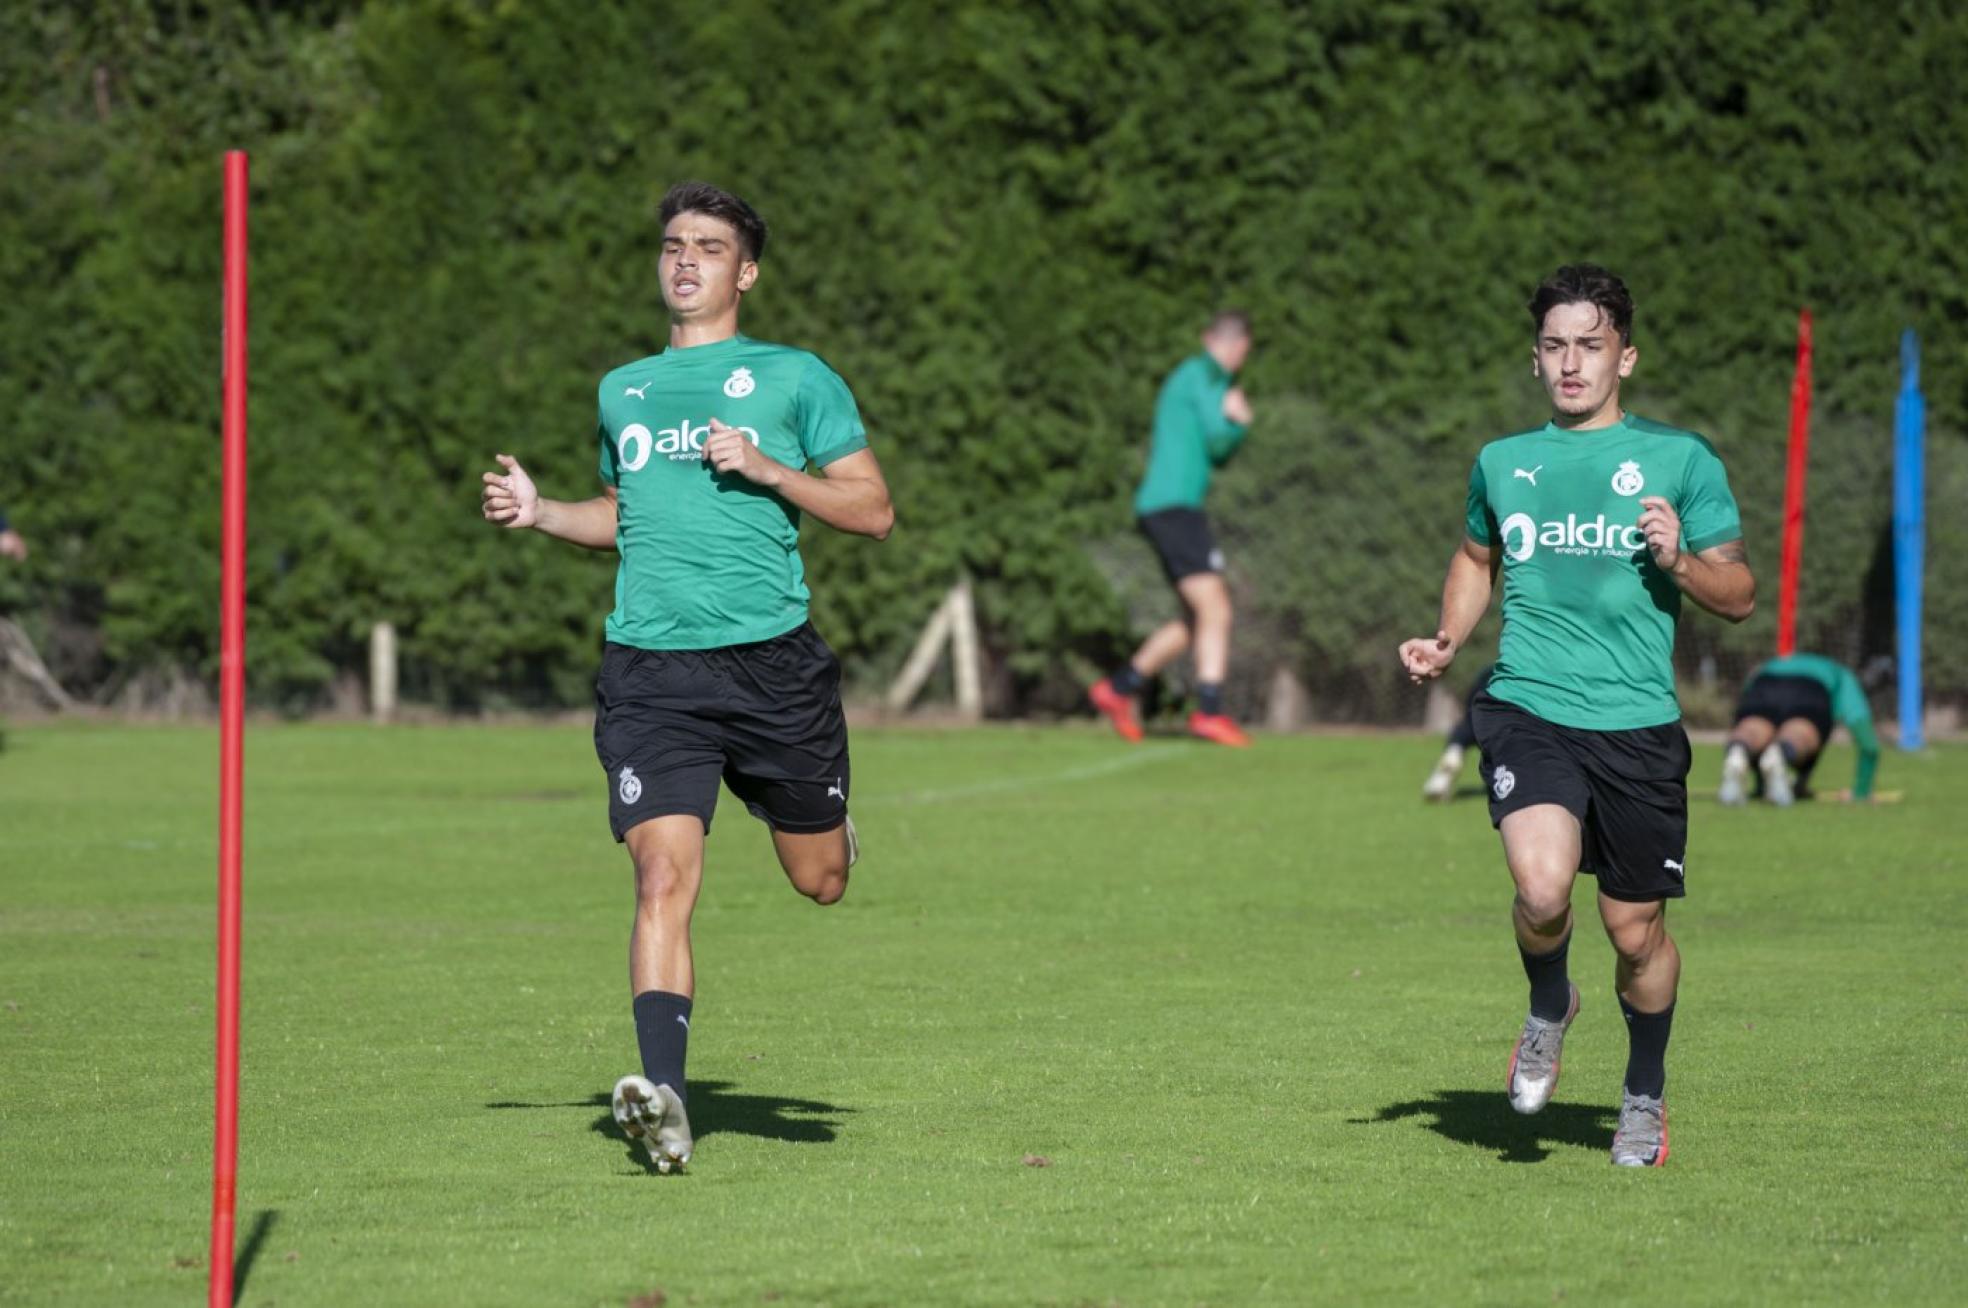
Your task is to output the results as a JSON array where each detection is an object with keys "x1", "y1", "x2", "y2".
[
  {"x1": 481, "y1": 182, "x2": 894, "y2": 1173},
  {"x1": 1720, "y1": 652, "x2": 1883, "y2": 806},
  {"x1": 1398, "y1": 265, "x2": 1755, "y2": 1168},
  {"x1": 1089, "y1": 311, "x2": 1255, "y2": 748}
]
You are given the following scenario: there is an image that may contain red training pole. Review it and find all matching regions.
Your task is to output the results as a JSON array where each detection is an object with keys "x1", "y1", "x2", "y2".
[
  {"x1": 210, "y1": 149, "x2": 249, "y2": 1308},
  {"x1": 1776, "y1": 307, "x2": 1812, "y2": 656}
]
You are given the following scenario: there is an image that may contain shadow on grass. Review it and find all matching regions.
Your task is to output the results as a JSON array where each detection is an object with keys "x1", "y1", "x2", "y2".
[
  {"x1": 233, "y1": 1208, "x2": 280, "y2": 1297},
  {"x1": 1352, "y1": 1089, "x2": 1616, "y2": 1163},
  {"x1": 488, "y1": 1081, "x2": 852, "y2": 1173}
]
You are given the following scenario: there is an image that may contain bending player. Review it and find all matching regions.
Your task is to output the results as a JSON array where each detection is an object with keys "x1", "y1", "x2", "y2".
[
  {"x1": 1399, "y1": 265, "x2": 1754, "y2": 1167},
  {"x1": 1421, "y1": 664, "x2": 1494, "y2": 801},
  {"x1": 1720, "y1": 652, "x2": 1881, "y2": 805},
  {"x1": 482, "y1": 182, "x2": 893, "y2": 1173},
  {"x1": 1089, "y1": 311, "x2": 1254, "y2": 747}
]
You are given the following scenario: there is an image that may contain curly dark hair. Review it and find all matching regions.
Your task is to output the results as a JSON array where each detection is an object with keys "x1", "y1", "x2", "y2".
[
  {"x1": 659, "y1": 181, "x2": 768, "y2": 262},
  {"x1": 1528, "y1": 264, "x2": 1633, "y2": 342}
]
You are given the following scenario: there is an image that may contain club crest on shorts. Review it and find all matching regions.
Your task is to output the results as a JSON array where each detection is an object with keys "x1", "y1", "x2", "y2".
[
  {"x1": 723, "y1": 367, "x2": 755, "y2": 399},
  {"x1": 618, "y1": 766, "x2": 643, "y2": 805},
  {"x1": 1492, "y1": 765, "x2": 1516, "y2": 800},
  {"x1": 1611, "y1": 459, "x2": 1645, "y2": 496}
]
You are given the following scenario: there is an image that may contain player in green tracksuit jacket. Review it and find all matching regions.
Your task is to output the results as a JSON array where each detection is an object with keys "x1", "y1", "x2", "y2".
[
  {"x1": 1088, "y1": 311, "x2": 1255, "y2": 748},
  {"x1": 1719, "y1": 652, "x2": 1882, "y2": 805}
]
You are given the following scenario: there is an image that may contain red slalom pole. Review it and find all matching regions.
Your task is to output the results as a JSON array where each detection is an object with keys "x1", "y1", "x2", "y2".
[
  {"x1": 210, "y1": 150, "x2": 249, "y2": 1308},
  {"x1": 1776, "y1": 307, "x2": 1812, "y2": 656}
]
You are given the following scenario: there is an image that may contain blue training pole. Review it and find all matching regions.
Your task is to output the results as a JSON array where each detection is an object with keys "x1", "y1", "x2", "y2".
[{"x1": 1894, "y1": 329, "x2": 1925, "y2": 750}]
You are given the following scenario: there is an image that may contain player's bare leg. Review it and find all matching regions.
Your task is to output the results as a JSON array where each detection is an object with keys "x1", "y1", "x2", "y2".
[
  {"x1": 1178, "y1": 573, "x2": 1247, "y2": 746},
  {"x1": 1720, "y1": 715, "x2": 1774, "y2": 806},
  {"x1": 1131, "y1": 619, "x2": 1193, "y2": 678},
  {"x1": 627, "y1": 816, "x2": 706, "y2": 996},
  {"x1": 1601, "y1": 893, "x2": 1678, "y2": 1166},
  {"x1": 1179, "y1": 573, "x2": 1232, "y2": 685},
  {"x1": 1499, "y1": 804, "x2": 1582, "y2": 1114},
  {"x1": 772, "y1": 825, "x2": 853, "y2": 905},
  {"x1": 614, "y1": 815, "x2": 704, "y2": 1172}
]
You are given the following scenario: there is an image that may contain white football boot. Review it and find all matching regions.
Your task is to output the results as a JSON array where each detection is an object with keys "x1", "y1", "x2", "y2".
[
  {"x1": 1757, "y1": 743, "x2": 1795, "y2": 807},
  {"x1": 1421, "y1": 745, "x2": 1463, "y2": 802},
  {"x1": 1717, "y1": 745, "x2": 1750, "y2": 806},
  {"x1": 612, "y1": 1075, "x2": 693, "y2": 1174}
]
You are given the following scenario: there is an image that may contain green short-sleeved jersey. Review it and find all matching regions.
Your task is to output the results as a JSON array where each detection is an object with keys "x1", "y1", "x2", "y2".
[
  {"x1": 596, "y1": 334, "x2": 868, "y2": 651},
  {"x1": 1133, "y1": 353, "x2": 1249, "y2": 515},
  {"x1": 1752, "y1": 652, "x2": 1881, "y2": 797},
  {"x1": 1464, "y1": 414, "x2": 1742, "y2": 730}
]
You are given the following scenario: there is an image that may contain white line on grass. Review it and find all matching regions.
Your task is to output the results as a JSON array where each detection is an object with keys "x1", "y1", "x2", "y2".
[{"x1": 860, "y1": 745, "x2": 1185, "y2": 807}]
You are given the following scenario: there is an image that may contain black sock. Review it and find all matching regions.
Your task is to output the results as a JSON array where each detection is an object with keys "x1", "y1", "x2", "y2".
[
  {"x1": 1620, "y1": 996, "x2": 1674, "y2": 1098},
  {"x1": 632, "y1": 990, "x2": 692, "y2": 1103},
  {"x1": 1109, "y1": 665, "x2": 1145, "y2": 696},
  {"x1": 1197, "y1": 682, "x2": 1224, "y2": 715},
  {"x1": 1777, "y1": 740, "x2": 1800, "y2": 766},
  {"x1": 1519, "y1": 936, "x2": 1572, "y2": 1021}
]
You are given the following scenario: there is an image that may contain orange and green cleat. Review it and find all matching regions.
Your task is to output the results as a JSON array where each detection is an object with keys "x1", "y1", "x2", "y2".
[
  {"x1": 1088, "y1": 678, "x2": 1145, "y2": 743},
  {"x1": 1186, "y1": 711, "x2": 1250, "y2": 748}
]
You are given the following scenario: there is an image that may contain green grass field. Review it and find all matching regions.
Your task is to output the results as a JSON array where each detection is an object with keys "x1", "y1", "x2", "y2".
[{"x1": 4, "y1": 722, "x2": 1965, "y2": 1306}]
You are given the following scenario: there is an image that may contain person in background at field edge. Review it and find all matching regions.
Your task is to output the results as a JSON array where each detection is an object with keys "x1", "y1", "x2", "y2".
[
  {"x1": 1420, "y1": 663, "x2": 1495, "y2": 801},
  {"x1": 480, "y1": 181, "x2": 894, "y2": 1175},
  {"x1": 1089, "y1": 311, "x2": 1255, "y2": 748},
  {"x1": 1399, "y1": 264, "x2": 1756, "y2": 1168},
  {"x1": 0, "y1": 506, "x2": 26, "y2": 561},
  {"x1": 1720, "y1": 652, "x2": 1882, "y2": 805}
]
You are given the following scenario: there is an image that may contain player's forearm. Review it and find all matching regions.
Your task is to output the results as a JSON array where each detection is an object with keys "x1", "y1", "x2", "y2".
[
  {"x1": 763, "y1": 465, "x2": 894, "y2": 540},
  {"x1": 1670, "y1": 554, "x2": 1755, "y2": 622},
  {"x1": 1436, "y1": 549, "x2": 1493, "y2": 651},
  {"x1": 533, "y1": 496, "x2": 619, "y2": 550},
  {"x1": 1207, "y1": 424, "x2": 1249, "y2": 463},
  {"x1": 1853, "y1": 749, "x2": 1879, "y2": 800}
]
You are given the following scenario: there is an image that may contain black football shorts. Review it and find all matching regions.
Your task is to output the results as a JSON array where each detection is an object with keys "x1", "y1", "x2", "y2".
[
  {"x1": 1734, "y1": 673, "x2": 1835, "y2": 744},
  {"x1": 594, "y1": 623, "x2": 850, "y2": 841},
  {"x1": 1471, "y1": 690, "x2": 1691, "y2": 902},
  {"x1": 1138, "y1": 508, "x2": 1225, "y2": 584}
]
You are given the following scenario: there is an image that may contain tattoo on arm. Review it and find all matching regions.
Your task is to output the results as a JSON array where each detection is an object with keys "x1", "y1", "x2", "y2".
[{"x1": 1707, "y1": 540, "x2": 1748, "y2": 565}]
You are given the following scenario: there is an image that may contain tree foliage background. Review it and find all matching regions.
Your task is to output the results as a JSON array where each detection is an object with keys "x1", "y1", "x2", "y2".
[{"x1": 2, "y1": 0, "x2": 1963, "y2": 720}]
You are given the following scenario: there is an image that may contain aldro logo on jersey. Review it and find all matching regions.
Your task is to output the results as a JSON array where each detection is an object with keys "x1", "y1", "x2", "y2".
[
  {"x1": 1499, "y1": 511, "x2": 1648, "y2": 563},
  {"x1": 614, "y1": 419, "x2": 762, "y2": 471}
]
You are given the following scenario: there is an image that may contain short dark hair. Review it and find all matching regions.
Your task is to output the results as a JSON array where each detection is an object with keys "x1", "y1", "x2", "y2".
[
  {"x1": 1205, "y1": 309, "x2": 1252, "y2": 338},
  {"x1": 659, "y1": 181, "x2": 768, "y2": 261},
  {"x1": 1528, "y1": 264, "x2": 1633, "y2": 342}
]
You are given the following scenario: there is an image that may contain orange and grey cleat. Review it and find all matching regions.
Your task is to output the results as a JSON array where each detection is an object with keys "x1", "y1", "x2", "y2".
[
  {"x1": 1186, "y1": 711, "x2": 1251, "y2": 748},
  {"x1": 1611, "y1": 1090, "x2": 1669, "y2": 1168},
  {"x1": 1088, "y1": 678, "x2": 1145, "y2": 743}
]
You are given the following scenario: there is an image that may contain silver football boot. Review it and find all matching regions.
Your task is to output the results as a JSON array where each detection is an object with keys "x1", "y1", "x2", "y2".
[
  {"x1": 1611, "y1": 1090, "x2": 1669, "y2": 1167},
  {"x1": 612, "y1": 1075, "x2": 693, "y2": 1174},
  {"x1": 1506, "y1": 982, "x2": 1580, "y2": 1115}
]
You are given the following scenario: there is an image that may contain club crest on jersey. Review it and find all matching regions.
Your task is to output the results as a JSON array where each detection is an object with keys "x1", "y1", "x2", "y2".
[
  {"x1": 1492, "y1": 765, "x2": 1516, "y2": 800},
  {"x1": 723, "y1": 367, "x2": 756, "y2": 399},
  {"x1": 1611, "y1": 460, "x2": 1645, "y2": 496},
  {"x1": 618, "y1": 766, "x2": 642, "y2": 805}
]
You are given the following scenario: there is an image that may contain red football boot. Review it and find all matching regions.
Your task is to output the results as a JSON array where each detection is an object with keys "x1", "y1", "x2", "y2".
[
  {"x1": 1186, "y1": 711, "x2": 1251, "y2": 748},
  {"x1": 1088, "y1": 678, "x2": 1145, "y2": 743}
]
